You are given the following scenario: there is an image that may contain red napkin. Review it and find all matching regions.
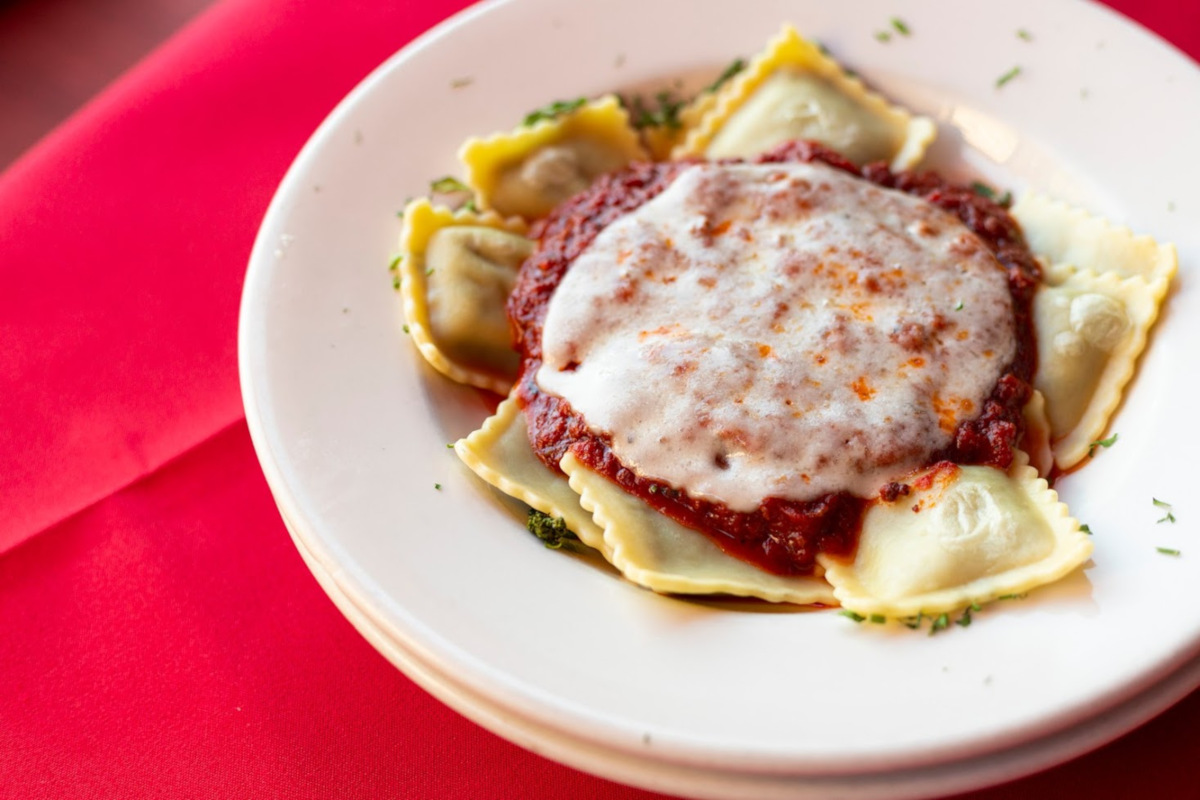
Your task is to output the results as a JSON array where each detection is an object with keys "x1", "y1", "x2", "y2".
[{"x1": 1, "y1": 0, "x2": 1197, "y2": 797}]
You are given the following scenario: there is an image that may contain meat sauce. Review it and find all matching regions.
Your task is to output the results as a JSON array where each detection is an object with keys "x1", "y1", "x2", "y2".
[{"x1": 508, "y1": 141, "x2": 1039, "y2": 576}]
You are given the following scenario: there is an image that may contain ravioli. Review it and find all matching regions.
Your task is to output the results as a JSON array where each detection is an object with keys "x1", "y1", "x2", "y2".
[
  {"x1": 673, "y1": 25, "x2": 936, "y2": 170},
  {"x1": 563, "y1": 454, "x2": 835, "y2": 604},
  {"x1": 1010, "y1": 193, "x2": 1175, "y2": 469},
  {"x1": 455, "y1": 396, "x2": 608, "y2": 555},
  {"x1": 1033, "y1": 269, "x2": 1163, "y2": 469},
  {"x1": 1011, "y1": 192, "x2": 1177, "y2": 292},
  {"x1": 398, "y1": 199, "x2": 531, "y2": 394},
  {"x1": 459, "y1": 95, "x2": 648, "y2": 220},
  {"x1": 819, "y1": 454, "x2": 1091, "y2": 618},
  {"x1": 395, "y1": 27, "x2": 1174, "y2": 623}
]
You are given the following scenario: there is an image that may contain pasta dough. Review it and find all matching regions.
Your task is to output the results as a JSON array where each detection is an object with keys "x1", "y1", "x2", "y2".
[
  {"x1": 460, "y1": 95, "x2": 648, "y2": 220},
  {"x1": 398, "y1": 200, "x2": 531, "y2": 393},
  {"x1": 819, "y1": 453, "x2": 1091, "y2": 617},
  {"x1": 674, "y1": 25, "x2": 935, "y2": 170}
]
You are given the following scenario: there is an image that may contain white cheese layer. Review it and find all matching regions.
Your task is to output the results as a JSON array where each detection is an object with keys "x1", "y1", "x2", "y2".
[{"x1": 537, "y1": 162, "x2": 1015, "y2": 511}]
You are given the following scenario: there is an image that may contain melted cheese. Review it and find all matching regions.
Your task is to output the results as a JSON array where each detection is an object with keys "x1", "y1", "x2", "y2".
[{"x1": 537, "y1": 162, "x2": 1015, "y2": 511}]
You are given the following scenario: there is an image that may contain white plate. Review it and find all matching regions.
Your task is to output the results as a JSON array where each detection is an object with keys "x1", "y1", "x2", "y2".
[{"x1": 239, "y1": 0, "x2": 1200, "y2": 797}]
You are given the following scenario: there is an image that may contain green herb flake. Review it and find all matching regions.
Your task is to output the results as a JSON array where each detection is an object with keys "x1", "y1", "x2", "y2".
[
  {"x1": 434, "y1": 483, "x2": 442, "y2": 491},
  {"x1": 401, "y1": 324, "x2": 409, "y2": 334},
  {"x1": 704, "y1": 58, "x2": 746, "y2": 94},
  {"x1": 1088, "y1": 432, "x2": 1118, "y2": 457},
  {"x1": 1154, "y1": 499, "x2": 1177, "y2": 524},
  {"x1": 388, "y1": 254, "x2": 403, "y2": 272},
  {"x1": 954, "y1": 300, "x2": 964, "y2": 311},
  {"x1": 997, "y1": 191, "x2": 1013, "y2": 208},
  {"x1": 1016, "y1": 29, "x2": 1033, "y2": 41},
  {"x1": 891, "y1": 17, "x2": 911, "y2": 36},
  {"x1": 839, "y1": 610, "x2": 866, "y2": 623},
  {"x1": 523, "y1": 97, "x2": 588, "y2": 127},
  {"x1": 996, "y1": 66, "x2": 1022, "y2": 88},
  {"x1": 430, "y1": 175, "x2": 470, "y2": 194},
  {"x1": 1157, "y1": 547, "x2": 1181, "y2": 557},
  {"x1": 998, "y1": 592, "x2": 1027, "y2": 601},
  {"x1": 869, "y1": 614, "x2": 887, "y2": 624},
  {"x1": 626, "y1": 90, "x2": 686, "y2": 130},
  {"x1": 450, "y1": 77, "x2": 473, "y2": 89},
  {"x1": 393, "y1": 277, "x2": 401, "y2": 291},
  {"x1": 955, "y1": 607, "x2": 973, "y2": 627},
  {"x1": 526, "y1": 509, "x2": 582, "y2": 552},
  {"x1": 446, "y1": 442, "x2": 456, "y2": 449},
  {"x1": 970, "y1": 181, "x2": 997, "y2": 200},
  {"x1": 903, "y1": 612, "x2": 924, "y2": 630},
  {"x1": 425, "y1": 267, "x2": 435, "y2": 276},
  {"x1": 929, "y1": 613, "x2": 950, "y2": 635},
  {"x1": 461, "y1": 199, "x2": 478, "y2": 213},
  {"x1": 1080, "y1": 523, "x2": 1092, "y2": 535},
  {"x1": 875, "y1": 30, "x2": 892, "y2": 43}
]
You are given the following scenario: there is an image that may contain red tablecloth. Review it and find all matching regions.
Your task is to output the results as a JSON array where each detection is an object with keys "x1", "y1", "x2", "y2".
[{"x1": 3, "y1": 1, "x2": 1198, "y2": 797}]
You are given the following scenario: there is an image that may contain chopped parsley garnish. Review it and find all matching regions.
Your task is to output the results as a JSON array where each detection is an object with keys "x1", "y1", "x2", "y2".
[
  {"x1": 393, "y1": 276, "x2": 401, "y2": 291},
  {"x1": 446, "y1": 442, "x2": 455, "y2": 449},
  {"x1": 869, "y1": 613, "x2": 886, "y2": 624},
  {"x1": 1153, "y1": 498, "x2": 1176, "y2": 524},
  {"x1": 626, "y1": 90, "x2": 685, "y2": 130},
  {"x1": 875, "y1": 30, "x2": 892, "y2": 43},
  {"x1": 430, "y1": 175, "x2": 470, "y2": 194},
  {"x1": 903, "y1": 612, "x2": 923, "y2": 630},
  {"x1": 840, "y1": 610, "x2": 866, "y2": 623},
  {"x1": 450, "y1": 77, "x2": 473, "y2": 89},
  {"x1": 929, "y1": 612, "x2": 950, "y2": 635},
  {"x1": 522, "y1": 97, "x2": 587, "y2": 126},
  {"x1": 526, "y1": 509, "x2": 582, "y2": 551},
  {"x1": 401, "y1": 324, "x2": 409, "y2": 334},
  {"x1": 425, "y1": 267, "x2": 435, "y2": 276},
  {"x1": 1157, "y1": 547, "x2": 1181, "y2": 557},
  {"x1": 1016, "y1": 29, "x2": 1033, "y2": 41},
  {"x1": 998, "y1": 592, "x2": 1027, "y2": 600},
  {"x1": 388, "y1": 254, "x2": 402, "y2": 272},
  {"x1": 995, "y1": 66, "x2": 1022, "y2": 88},
  {"x1": 1080, "y1": 523, "x2": 1092, "y2": 535},
  {"x1": 954, "y1": 300, "x2": 964, "y2": 311},
  {"x1": 1087, "y1": 432, "x2": 1118, "y2": 456},
  {"x1": 434, "y1": 483, "x2": 442, "y2": 490},
  {"x1": 891, "y1": 17, "x2": 911, "y2": 36},
  {"x1": 970, "y1": 181, "x2": 996, "y2": 199},
  {"x1": 704, "y1": 58, "x2": 746, "y2": 94},
  {"x1": 955, "y1": 607, "x2": 974, "y2": 627},
  {"x1": 969, "y1": 182, "x2": 1014, "y2": 208},
  {"x1": 462, "y1": 199, "x2": 478, "y2": 213}
]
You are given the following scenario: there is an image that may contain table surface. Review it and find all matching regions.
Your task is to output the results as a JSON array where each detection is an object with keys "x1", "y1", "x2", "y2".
[{"x1": 2, "y1": 1, "x2": 1197, "y2": 797}]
